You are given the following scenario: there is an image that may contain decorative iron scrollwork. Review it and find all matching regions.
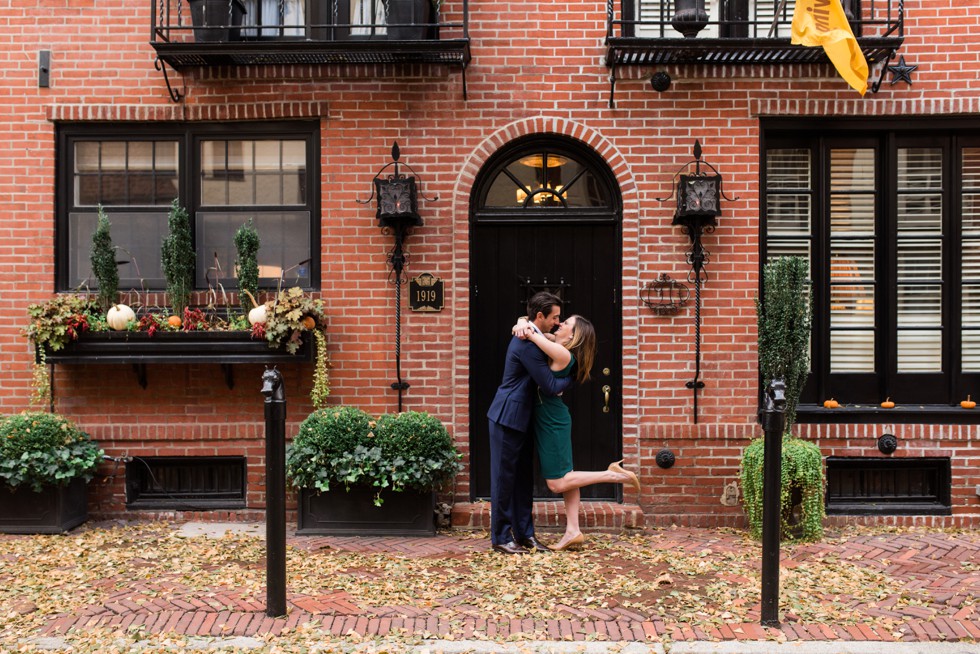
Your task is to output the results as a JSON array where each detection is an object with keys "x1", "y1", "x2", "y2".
[{"x1": 640, "y1": 274, "x2": 689, "y2": 315}]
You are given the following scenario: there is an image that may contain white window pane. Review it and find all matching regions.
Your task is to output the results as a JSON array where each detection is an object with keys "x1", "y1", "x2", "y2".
[
  {"x1": 961, "y1": 241, "x2": 980, "y2": 280},
  {"x1": 897, "y1": 285, "x2": 942, "y2": 327},
  {"x1": 963, "y1": 194, "x2": 980, "y2": 234},
  {"x1": 766, "y1": 194, "x2": 810, "y2": 233},
  {"x1": 897, "y1": 148, "x2": 942, "y2": 190},
  {"x1": 68, "y1": 211, "x2": 168, "y2": 288},
  {"x1": 963, "y1": 330, "x2": 980, "y2": 372},
  {"x1": 831, "y1": 241, "x2": 875, "y2": 281},
  {"x1": 897, "y1": 194, "x2": 942, "y2": 231},
  {"x1": 830, "y1": 194, "x2": 875, "y2": 233},
  {"x1": 963, "y1": 286, "x2": 980, "y2": 327},
  {"x1": 897, "y1": 240, "x2": 942, "y2": 281},
  {"x1": 197, "y1": 211, "x2": 311, "y2": 288},
  {"x1": 766, "y1": 148, "x2": 810, "y2": 189},
  {"x1": 962, "y1": 148, "x2": 980, "y2": 188},
  {"x1": 831, "y1": 331, "x2": 875, "y2": 372},
  {"x1": 897, "y1": 330, "x2": 942, "y2": 372},
  {"x1": 830, "y1": 149, "x2": 875, "y2": 191},
  {"x1": 831, "y1": 285, "x2": 875, "y2": 327},
  {"x1": 766, "y1": 240, "x2": 810, "y2": 262}
]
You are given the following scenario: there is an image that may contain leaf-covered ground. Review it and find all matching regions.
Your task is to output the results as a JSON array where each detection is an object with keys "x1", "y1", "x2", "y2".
[{"x1": 0, "y1": 523, "x2": 976, "y2": 652}]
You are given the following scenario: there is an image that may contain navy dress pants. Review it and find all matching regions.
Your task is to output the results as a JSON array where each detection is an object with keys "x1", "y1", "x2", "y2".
[{"x1": 488, "y1": 419, "x2": 535, "y2": 545}]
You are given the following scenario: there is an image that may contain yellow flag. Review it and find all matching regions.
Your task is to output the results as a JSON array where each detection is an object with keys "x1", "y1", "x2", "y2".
[{"x1": 791, "y1": 0, "x2": 869, "y2": 95}]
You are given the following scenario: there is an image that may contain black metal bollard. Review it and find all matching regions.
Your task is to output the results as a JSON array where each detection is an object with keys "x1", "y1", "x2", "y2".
[
  {"x1": 760, "y1": 377, "x2": 786, "y2": 627},
  {"x1": 261, "y1": 367, "x2": 287, "y2": 618}
]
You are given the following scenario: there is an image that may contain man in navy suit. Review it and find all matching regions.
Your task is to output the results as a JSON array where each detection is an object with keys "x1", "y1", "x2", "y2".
[{"x1": 486, "y1": 291, "x2": 573, "y2": 554}]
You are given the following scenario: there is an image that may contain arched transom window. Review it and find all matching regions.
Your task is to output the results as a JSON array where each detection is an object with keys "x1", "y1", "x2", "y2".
[{"x1": 476, "y1": 139, "x2": 616, "y2": 213}]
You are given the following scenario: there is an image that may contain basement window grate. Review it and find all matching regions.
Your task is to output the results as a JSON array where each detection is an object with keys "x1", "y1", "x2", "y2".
[
  {"x1": 126, "y1": 456, "x2": 247, "y2": 510},
  {"x1": 825, "y1": 457, "x2": 951, "y2": 516}
]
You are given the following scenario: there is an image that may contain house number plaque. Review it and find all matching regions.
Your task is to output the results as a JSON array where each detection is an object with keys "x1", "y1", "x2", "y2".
[{"x1": 409, "y1": 273, "x2": 444, "y2": 312}]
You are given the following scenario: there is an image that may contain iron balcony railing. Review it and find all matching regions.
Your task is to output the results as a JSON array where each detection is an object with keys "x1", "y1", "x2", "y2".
[
  {"x1": 607, "y1": 0, "x2": 903, "y2": 61},
  {"x1": 150, "y1": 0, "x2": 470, "y2": 71}
]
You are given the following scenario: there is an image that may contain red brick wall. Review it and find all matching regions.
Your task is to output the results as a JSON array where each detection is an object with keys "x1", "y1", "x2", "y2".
[{"x1": 1, "y1": 0, "x2": 978, "y2": 526}]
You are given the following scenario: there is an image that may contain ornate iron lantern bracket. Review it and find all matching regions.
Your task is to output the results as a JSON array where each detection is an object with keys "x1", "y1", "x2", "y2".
[
  {"x1": 657, "y1": 140, "x2": 737, "y2": 424},
  {"x1": 357, "y1": 142, "x2": 437, "y2": 411}
]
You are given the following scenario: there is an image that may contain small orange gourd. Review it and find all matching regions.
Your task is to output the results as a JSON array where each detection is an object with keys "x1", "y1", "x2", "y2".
[
  {"x1": 301, "y1": 315, "x2": 317, "y2": 330},
  {"x1": 962, "y1": 395, "x2": 976, "y2": 409},
  {"x1": 167, "y1": 315, "x2": 182, "y2": 328},
  {"x1": 823, "y1": 398, "x2": 839, "y2": 409},
  {"x1": 880, "y1": 397, "x2": 895, "y2": 409}
]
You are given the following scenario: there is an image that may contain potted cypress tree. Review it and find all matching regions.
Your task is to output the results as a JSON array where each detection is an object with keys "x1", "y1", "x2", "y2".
[
  {"x1": 0, "y1": 412, "x2": 103, "y2": 534},
  {"x1": 740, "y1": 256, "x2": 825, "y2": 541},
  {"x1": 288, "y1": 407, "x2": 461, "y2": 535}
]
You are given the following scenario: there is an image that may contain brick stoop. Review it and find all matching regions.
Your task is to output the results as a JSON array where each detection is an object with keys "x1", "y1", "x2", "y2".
[{"x1": 450, "y1": 501, "x2": 645, "y2": 533}]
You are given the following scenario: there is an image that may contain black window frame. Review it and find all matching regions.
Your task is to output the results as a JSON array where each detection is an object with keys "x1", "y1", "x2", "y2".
[
  {"x1": 56, "y1": 120, "x2": 321, "y2": 293},
  {"x1": 762, "y1": 118, "x2": 980, "y2": 421}
]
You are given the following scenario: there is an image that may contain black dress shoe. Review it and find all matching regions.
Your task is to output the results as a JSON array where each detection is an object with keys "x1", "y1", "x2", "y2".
[
  {"x1": 492, "y1": 540, "x2": 528, "y2": 555},
  {"x1": 518, "y1": 536, "x2": 551, "y2": 552}
]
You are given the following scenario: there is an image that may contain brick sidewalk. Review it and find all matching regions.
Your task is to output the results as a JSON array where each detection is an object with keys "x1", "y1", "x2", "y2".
[{"x1": 13, "y1": 525, "x2": 980, "y2": 646}]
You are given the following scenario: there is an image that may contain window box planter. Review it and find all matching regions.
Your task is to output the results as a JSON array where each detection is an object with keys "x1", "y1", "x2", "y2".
[
  {"x1": 0, "y1": 477, "x2": 89, "y2": 534},
  {"x1": 39, "y1": 331, "x2": 312, "y2": 389},
  {"x1": 40, "y1": 330, "x2": 311, "y2": 365},
  {"x1": 296, "y1": 486, "x2": 436, "y2": 536}
]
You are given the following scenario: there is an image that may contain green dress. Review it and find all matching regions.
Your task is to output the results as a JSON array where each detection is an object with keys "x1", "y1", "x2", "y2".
[{"x1": 534, "y1": 355, "x2": 575, "y2": 480}]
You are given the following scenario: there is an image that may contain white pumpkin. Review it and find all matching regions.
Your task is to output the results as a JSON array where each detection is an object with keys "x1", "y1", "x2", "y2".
[
  {"x1": 248, "y1": 303, "x2": 268, "y2": 325},
  {"x1": 106, "y1": 304, "x2": 136, "y2": 331}
]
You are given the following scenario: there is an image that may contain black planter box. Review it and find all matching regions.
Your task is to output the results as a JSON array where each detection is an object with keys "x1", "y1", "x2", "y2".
[
  {"x1": 41, "y1": 330, "x2": 311, "y2": 365},
  {"x1": 297, "y1": 486, "x2": 436, "y2": 536},
  {"x1": 0, "y1": 477, "x2": 88, "y2": 534}
]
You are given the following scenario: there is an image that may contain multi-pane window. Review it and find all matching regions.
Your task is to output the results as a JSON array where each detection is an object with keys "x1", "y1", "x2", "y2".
[
  {"x1": 763, "y1": 126, "x2": 980, "y2": 408},
  {"x1": 58, "y1": 122, "x2": 318, "y2": 293}
]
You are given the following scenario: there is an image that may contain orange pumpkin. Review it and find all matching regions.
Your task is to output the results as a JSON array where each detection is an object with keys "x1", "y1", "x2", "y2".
[
  {"x1": 167, "y1": 315, "x2": 182, "y2": 328},
  {"x1": 880, "y1": 397, "x2": 895, "y2": 409},
  {"x1": 823, "y1": 398, "x2": 839, "y2": 409},
  {"x1": 962, "y1": 395, "x2": 976, "y2": 409},
  {"x1": 301, "y1": 315, "x2": 317, "y2": 330}
]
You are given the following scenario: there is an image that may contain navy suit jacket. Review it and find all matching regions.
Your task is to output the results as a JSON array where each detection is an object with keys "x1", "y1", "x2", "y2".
[{"x1": 487, "y1": 335, "x2": 574, "y2": 432}]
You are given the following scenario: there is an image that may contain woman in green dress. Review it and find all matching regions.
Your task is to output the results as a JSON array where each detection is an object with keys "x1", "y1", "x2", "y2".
[{"x1": 515, "y1": 315, "x2": 641, "y2": 551}]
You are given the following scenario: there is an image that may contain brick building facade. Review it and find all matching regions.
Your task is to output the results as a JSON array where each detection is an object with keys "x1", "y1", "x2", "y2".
[{"x1": 2, "y1": 0, "x2": 977, "y2": 528}]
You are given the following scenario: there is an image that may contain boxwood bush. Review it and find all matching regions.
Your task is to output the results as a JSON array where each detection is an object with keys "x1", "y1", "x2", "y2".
[{"x1": 286, "y1": 407, "x2": 461, "y2": 505}]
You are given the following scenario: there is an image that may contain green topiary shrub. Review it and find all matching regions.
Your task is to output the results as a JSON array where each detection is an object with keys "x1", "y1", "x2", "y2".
[
  {"x1": 90, "y1": 206, "x2": 119, "y2": 312},
  {"x1": 234, "y1": 219, "x2": 260, "y2": 313},
  {"x1": 286, "y1": 407, "x2": 461, "y2": 506},
  {"x1": 161, "y1": 199, "x2": 195, "y2": 316},
  {"x1": 0, "y1": 412, "x2": 103, "y2": 492}
]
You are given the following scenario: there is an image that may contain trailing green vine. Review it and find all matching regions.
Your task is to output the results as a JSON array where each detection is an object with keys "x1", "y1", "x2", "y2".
[
  {"x1": 234, "y1": 219, "x2": 260, "y2": 314},
  {"x1": 90, "y1": 206, "x2": 119, "y2": 312},
  {"x1": 161, "y1": 199, "x2": 195, "y2": 316},
  {"x1": 741, "y1": 437, "x2": 825, "y2": 541},
  {"x1": 311, "y1": 329, "x2": 331, "y2": 410}
]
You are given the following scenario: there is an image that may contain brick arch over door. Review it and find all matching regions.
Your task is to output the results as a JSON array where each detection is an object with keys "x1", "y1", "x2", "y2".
[{"x1": 449, "y1": 118, "x2": 641, "y2": 501}]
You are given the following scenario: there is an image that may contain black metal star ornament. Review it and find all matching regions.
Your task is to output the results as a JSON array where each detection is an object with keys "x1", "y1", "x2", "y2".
[{"x1": 888, "y1": 55, "x2": 917, "y2": 86}]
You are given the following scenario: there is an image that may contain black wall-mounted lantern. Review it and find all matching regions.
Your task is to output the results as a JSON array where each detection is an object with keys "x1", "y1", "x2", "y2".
[
  {"x1": 358, "y1": 142, "x2": 435, "y2": 412},
  {"x1": 658, "y1": 140, "x2": 735, "y2": 424}
]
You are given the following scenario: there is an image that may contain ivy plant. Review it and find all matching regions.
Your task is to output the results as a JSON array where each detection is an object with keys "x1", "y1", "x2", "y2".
[
  {"x1": 740, "y1": 437, "x2": 825, "y2": 541},
  {"x1": 0, "y1": 412, "x2": 103, "y2": 491},
  {"x1": 90, "y1": 206, "x2": 119, "y2": 312},
  {"x1": 161, "y1": 199, "x2": 195, "y2": 316}
]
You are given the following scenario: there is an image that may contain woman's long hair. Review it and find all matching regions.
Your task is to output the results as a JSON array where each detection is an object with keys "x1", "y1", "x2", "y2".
[{"x1": 566, "y1": 315, "x2": 596, "y2": 384}]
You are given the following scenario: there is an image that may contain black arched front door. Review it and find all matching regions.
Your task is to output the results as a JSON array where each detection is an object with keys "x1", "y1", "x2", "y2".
[{"x1": 469, "y1": 136, "x2": 623, "y2": 500}]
